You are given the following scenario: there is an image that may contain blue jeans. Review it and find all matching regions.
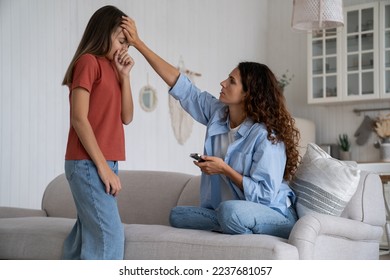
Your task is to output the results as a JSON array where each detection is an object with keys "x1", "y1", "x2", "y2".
[
  {"x1": 63, "y1": 160, "x2": 124, "y2": 260},
  {"x1": 170, "y1": 200, "x2": 297, "y2": 239}
]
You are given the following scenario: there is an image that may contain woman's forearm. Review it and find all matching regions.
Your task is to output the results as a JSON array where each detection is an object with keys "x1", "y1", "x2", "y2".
[
  {"x1": 121, "y1": 17, "x2": 180, "y2": 88},
  {"x1": 134, "y1": 40, "x2": 180, "y2": 88},
  {"x1": 223, "y1": 164, "x2": 244, "y2": 190}
]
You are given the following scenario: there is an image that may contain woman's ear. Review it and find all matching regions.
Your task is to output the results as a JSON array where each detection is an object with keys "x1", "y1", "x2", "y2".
[{"x1": 241, "y1": 90, "x2": 248, "y2": 100}]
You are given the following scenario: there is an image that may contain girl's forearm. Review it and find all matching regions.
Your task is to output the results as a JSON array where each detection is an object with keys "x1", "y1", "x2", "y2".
[
  {"x1": 119, "y1": 75, "x2": 134, "y2": 125},
  {"x1": 70, "y1": 88, "x2": 108, "y2": 170},
  {"x1": 71, "y1": 117, "x2": 108, "y2": 170}
]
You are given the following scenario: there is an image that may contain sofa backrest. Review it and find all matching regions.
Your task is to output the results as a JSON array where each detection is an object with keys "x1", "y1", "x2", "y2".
[
  {"x1": 115, "y1": 170, "x2": 199, "y2": 225},
  {"x1": 42, "y1": 173, "x2": 77, "y2": 219},
  {"x1": 42, "y1": 169, "x2": 384, "y2": 228},
  {"x1": 42, "y1": 170, "x2": 200, "y2": 226}
]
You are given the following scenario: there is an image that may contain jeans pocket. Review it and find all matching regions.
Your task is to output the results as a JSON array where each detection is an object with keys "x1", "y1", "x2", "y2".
[
  {"x1": 109, "y1": 161, "x2": 119, "y2": 175},
  {"x1": 65, "y1": 160, "x2": 88, "y2": 182},
  {"x1": 64, "y1": 160, "x2": 77, "y2": 181}
]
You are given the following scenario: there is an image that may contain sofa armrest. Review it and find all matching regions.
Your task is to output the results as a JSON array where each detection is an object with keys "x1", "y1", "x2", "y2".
[
  {"x1": 0, "y1": 207, "x2": 47, "y2": 218},
  {"x1": 288, "y1": 213, "x2": 383, "y2": 259}
]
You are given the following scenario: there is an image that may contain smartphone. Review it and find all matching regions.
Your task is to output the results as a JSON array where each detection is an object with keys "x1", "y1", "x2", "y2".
[{"x1": 190, "y1": 153, "x2": 205, "y2": 162}]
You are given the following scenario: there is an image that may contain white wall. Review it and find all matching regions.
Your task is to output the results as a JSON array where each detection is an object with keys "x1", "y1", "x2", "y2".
[
  {"x1": 1, "y1": 0, "x2": 387, "y2": 209},
  {"x1": 0, "y1": 0, "x2": 268, "y2": 208}
]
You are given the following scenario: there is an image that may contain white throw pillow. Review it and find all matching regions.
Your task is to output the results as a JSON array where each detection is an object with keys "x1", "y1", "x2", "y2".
[{"x1": 290, "y1": 143, "x2": 361, "y2": 218}]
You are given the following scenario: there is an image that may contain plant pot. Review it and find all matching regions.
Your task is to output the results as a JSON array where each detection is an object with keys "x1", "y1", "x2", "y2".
[
  {"x1": 339, "y1": 150, "x2": 351, "y2": 161},
  {"x1": 380, "y1": 143, "x2": 390, "y2": 162},
  {"x1": 383, "y1": 137, "x2": 390, "y2": 144}
]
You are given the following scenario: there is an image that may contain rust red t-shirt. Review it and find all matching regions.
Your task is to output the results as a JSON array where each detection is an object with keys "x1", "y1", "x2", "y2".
[{"x1": 65, "y1": 54, "x2": 125, "y2": 161}]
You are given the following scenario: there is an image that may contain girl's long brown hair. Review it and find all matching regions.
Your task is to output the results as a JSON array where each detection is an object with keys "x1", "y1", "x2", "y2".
[
  {"x1": 238, "y1": 62, "x2": 301, "y2": 181},
  {"x1": 62, "y1": 5, "x2": 127, "y2": 86}
]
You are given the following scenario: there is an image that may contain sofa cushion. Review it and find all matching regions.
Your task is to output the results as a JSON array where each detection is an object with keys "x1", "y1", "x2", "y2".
[
  {"x1": 0, "y1": 217, "x2": 299, "y2": 260},
  {"x1": 0, "y1": 217, "x2": 74, "y2": 260},
  {"x1": 123, "y1": 224, "x2": 299, "y2": 260},
  {"x1": 290, "y1": 143, "x2": 360, "y2": 218}
]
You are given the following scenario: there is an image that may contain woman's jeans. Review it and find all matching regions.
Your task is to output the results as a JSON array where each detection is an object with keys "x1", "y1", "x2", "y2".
[
  {"x1": 170, "y1": 200, "x2": 298, "y2": 239},
  {"x1": 63, "y1": 160, "x2": 124, "y2": 260}
]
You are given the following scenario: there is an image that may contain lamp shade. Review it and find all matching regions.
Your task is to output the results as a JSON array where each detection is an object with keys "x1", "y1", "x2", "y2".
[{"x1": 291, "y1": 0, "x2": 344, "y2": 31}]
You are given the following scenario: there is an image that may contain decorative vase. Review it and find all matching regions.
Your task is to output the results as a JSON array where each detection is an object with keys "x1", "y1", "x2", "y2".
[{"x1": 339, "y1": 150, "x2": 351, "y2": 161}]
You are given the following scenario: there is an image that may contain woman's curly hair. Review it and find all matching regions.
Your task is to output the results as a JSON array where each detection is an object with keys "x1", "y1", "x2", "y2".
[{"x1": 238, "y1": 62, "x2": 301, "y2": 181}]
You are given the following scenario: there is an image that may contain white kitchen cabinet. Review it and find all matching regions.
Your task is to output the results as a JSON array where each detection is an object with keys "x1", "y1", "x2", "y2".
[
  {"x1": 307, "y1": 1, "x2": 390, "y2": 104},
  {"x1": 307, "y1": 28, "x2": 343, "y2": 103},
  {"x1": 380, "y1": 1, "x2": 390, "y2": 98},
  {"x1": 343, "y1": 2, "x2": 379, "y2": 101}
]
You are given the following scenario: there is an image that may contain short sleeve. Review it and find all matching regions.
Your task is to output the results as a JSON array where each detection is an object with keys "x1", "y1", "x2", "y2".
[{"x1": 71, "y1": 54, "x2": 100, "y2": 93}]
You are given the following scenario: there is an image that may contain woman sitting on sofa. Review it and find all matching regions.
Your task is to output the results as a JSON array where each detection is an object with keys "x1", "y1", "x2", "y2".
[{"x1": 121, "y1": 17, "x2": 300, "y2": 239}]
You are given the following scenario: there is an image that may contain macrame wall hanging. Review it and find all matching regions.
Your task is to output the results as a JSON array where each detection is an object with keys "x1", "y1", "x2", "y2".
[{"x1": 168, "y1": 56, "x2": 201, "y2": 145}]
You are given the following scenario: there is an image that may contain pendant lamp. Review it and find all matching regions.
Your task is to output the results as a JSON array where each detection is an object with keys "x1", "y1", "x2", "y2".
[{"x1": 291, "y1": 0, "x2": 344, "y2": 31}]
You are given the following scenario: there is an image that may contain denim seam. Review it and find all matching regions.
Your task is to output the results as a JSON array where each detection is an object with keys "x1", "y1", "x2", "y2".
[
  {"x1": 192, "y1": 209, "x2": 219, "y2": 224},
  {"x1": 85, "y1": 160, "x2": 107, "y2": 259}
]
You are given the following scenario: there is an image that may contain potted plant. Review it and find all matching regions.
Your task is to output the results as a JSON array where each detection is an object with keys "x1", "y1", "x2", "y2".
[
  {"x1": 338, "y1": 133, "x2": 351, "y2": 160},
  {"x1": 277, "y1": 70, "x2": 294, "y2": 92}
]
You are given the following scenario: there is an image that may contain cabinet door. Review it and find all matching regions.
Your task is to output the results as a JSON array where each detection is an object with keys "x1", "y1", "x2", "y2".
[
  {"x1": 307, "y1": 29, "x2": 342, "y2": 104},
  {"x1": 343, "y1": 3, "x2": 379, "y2": 101},
  {"x1": 380, "y1": 1, "x2": 390, "y2": 99}
]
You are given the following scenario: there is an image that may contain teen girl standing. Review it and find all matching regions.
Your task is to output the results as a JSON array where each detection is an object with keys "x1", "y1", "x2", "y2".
[{"x1": 62, "y1": 6, "x2": 134, "y2": 259}]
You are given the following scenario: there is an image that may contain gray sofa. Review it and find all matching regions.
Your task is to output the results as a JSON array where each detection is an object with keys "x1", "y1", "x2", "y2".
[{"x1": 0, "y1": 169, "x2": 386, "y2": 260}]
